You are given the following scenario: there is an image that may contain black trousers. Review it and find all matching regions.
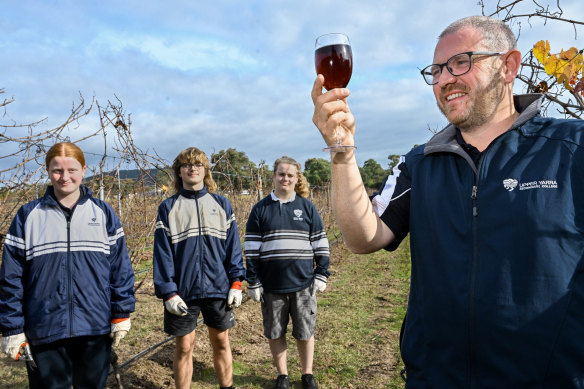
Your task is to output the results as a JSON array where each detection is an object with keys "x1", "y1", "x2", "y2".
[{"x1": 27, "y1": 335, "x2": 112, "y2": 389}]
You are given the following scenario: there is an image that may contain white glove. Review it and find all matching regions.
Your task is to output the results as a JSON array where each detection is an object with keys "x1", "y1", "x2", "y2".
[
  {"x1": 1, "y1": 332, "x2": 27, "y2": 360},
  {"x1": 165, "y1": 295, "x2": 188, "y2": 316},
  {"x1": 227, "y1": 289, "x2": 242, "y2": 308},
  {"x1": 247, "y1": 283, "x2": 263, "y2": 302},
  {"x1": 312, "y1": 278, "x2": 327, "y2": 295},
  {"x1": 110, "y1": 318, "x2": 131, "y2": 347}
]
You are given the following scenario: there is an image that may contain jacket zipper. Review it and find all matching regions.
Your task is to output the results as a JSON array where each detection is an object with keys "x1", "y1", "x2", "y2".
[
  {"x1": 195, "y1": 193, "x2": 204, "y2": 298},
  {"x1": 469, "y1": 181, "x2": 478, "y2": 389},
  {"x1": 66, "y1": 214, "x2": 73, "y2": 337}
]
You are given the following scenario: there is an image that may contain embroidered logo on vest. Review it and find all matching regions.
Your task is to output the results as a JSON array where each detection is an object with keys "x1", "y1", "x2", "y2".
[
  {"x1": 503, "y1": 178, "x2": 518, "y2": 191},
  {"x1": 503, "y1": 178, "x2": 558, "y2": 191}
]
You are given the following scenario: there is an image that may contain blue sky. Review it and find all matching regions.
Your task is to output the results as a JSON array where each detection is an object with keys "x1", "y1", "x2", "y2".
[{"x1": 2, "y1": 0, "x2": 583, "y2": 172}]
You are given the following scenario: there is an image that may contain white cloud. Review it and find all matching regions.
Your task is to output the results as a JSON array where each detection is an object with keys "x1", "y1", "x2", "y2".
[
  {"x1": 2, "y1": 0, "x2": 583, "y2": 172},
  {"x1": 87, "y1": 31, "x2": 262, "y2": 73}
]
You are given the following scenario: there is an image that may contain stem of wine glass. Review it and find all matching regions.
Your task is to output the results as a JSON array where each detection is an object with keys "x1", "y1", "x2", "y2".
[{"x1": 335, "y1": 128, "x2": 341, "y2": 145}]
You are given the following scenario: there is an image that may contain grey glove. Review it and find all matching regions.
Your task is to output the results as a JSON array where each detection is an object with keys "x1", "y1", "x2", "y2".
[
  {"x1": 311, "y1": 276, "x2": 327, "y2": 296},
  {"x1": 247, "y1": 283, "x2": 263, "y2": 302},
  {"x1": 110, "y1": 318, "x2": 131, "y2": 347}
]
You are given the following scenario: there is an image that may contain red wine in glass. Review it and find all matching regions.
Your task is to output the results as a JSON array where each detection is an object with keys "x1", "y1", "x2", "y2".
[
  {"x1": 315, "y1": 33, "x2": 356, "y2": 152},
  {"x1": 315, "y1": 43, "x2": 353, "y2": 90}
]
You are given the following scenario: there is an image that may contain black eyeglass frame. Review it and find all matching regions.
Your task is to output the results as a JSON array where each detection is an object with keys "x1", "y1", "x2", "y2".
[
  {"x1": 420, "y1": 51, "x2": 505, "y2": 85},
  {"x1": 180, "y1": 163, "x2": 205, "y2": 170}
]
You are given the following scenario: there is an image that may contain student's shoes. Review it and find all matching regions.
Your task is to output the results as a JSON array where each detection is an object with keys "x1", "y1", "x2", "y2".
[
  {"x1": 301, "y1": 374, "x2": 318, "y2": 389},
  {"x1": 274, "y1": 374, "x2": 290, "y2": 389}
]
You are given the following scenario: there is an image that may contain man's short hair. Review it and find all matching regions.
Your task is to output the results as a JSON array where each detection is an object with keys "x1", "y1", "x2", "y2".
[{"x1": 439, "y1": 15, "x2": 517, "y2": 52}]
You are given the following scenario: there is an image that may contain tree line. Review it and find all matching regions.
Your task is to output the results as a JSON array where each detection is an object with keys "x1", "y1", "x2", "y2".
[{"x1": 206, "y1": 147, "x2": 402, "y2": 193}]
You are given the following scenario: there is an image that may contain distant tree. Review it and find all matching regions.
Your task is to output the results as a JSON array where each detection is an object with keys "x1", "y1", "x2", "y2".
[
  {"x1": 360, "y1": 158, "x2": 387, "y2": 189},
  {"x1": 154, "y1": 168, "x2": 172, "y2": 193},
  {"x1": 304, "y1": 158, "x2": 331, "y2": 187},
  {"x1": 387, "y1": 154, "x2": 401, "y2": 171},
  {"x1": 211, "y1": 148, "x2": 256, "y2": 192}
]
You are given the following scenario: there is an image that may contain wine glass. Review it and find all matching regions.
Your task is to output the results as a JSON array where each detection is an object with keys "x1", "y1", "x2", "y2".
[{"x1": 315, "y1": 33, "x2": 355, "y2": 152}]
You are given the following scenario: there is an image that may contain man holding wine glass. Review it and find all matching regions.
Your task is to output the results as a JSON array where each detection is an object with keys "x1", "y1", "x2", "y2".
[{"x1": 311, "y1": 16, "x2": 584, "y2": 388}]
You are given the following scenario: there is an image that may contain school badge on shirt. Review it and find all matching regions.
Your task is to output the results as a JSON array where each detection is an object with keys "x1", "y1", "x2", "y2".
[{"x1": 293, "y1": 209, "x2": 303, "y2": 221}]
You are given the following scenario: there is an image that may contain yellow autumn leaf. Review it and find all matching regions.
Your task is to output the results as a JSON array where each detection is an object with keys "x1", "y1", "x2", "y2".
[
  {"x1": 543, "y1": 55, "x2": 560, "y2": 77},
  {"x1": 533, "y1": 40, "x2": 550, "y2": 63},
  {"x1": 560, "y1": 47, "x2": 579, "y2": 61},
  {"x1": 557, "y1": 57, "x2": 572, "y2": 74},
  {"x1": 574, "y1": 53, "x2": 584, "y2": 71},
  {"x1": 557, "y1": 71, "x2": 571, "y2": 90}
]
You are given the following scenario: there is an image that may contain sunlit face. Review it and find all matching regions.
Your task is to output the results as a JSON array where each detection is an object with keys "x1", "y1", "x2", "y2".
[
  {"x1": 432, "y1": 28, "x2": 505, "y2": 131},
  {"x1": 273, "y1": 163, "x2": 298, "y2": 198},
  {"x1": 179, "y1": 162, "x2": 205, "y2": 190},
  {"x1": 48, "y1": 156, "x2": 86, "y2": 201}
]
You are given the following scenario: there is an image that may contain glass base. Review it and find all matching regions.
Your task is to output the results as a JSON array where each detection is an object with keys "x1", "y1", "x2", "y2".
[{"x1": 322, "y1": 144, "x2": 357, "y2": 152}]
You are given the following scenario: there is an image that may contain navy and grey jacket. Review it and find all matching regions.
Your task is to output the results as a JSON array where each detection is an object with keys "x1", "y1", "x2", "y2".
[
  {"x1": 373, "y1": 94, "x2": 584, "y2": 388},
  {"x1": 244, "y1": 191, "x2": 330, "y2": 293},
  {"x1": 153, "y1": 186, "x2": 245, "y2": 301},
  {"x1": 0, "y1": 185, "x2": 135, "y2": 346}
]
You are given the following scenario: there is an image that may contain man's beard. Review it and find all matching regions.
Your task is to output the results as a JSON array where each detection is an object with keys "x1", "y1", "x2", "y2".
[{"x1": 437, "y1": 70, "x2": 505, "y2": 132}]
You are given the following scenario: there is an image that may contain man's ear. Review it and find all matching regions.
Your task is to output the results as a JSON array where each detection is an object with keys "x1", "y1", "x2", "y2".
[{"x1": 503, "y1": 49, "x2": 522, "y2": 84}]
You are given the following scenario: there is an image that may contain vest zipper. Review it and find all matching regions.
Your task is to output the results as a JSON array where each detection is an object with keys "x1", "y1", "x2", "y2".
[
  {"x1": 469, "y1": 136, "x2": 486, "y2": 389},
  {"x1": 471, "y1": 185, "x2": 478, "y2": 216}
]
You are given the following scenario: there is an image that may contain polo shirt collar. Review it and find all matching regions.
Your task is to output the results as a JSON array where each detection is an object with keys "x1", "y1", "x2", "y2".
[{"x1": 271, "y1": 190, "x2": 296, "y2": 204}]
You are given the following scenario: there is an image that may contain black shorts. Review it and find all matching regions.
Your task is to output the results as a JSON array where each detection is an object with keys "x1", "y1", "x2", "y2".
[{"x1": 164, "y1": 298, "x2": 235, "y2": 336}]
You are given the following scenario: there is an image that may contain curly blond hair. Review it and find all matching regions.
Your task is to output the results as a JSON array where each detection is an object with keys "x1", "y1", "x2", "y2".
[
  {"x1": 171, "y1": 147, "x2": 217, "y2": 193},
  {"x1": 273, "y1": 156, "x2": 310, "y2": 198}
]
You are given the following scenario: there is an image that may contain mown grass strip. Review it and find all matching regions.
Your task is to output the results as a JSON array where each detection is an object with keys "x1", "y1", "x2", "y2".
[{"x1": 313, "y1": 239, "x2": 411, "y2": 388}]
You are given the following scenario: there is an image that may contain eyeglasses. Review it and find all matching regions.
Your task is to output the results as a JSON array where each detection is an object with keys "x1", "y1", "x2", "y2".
[
  {"x1": 420, "y1": 51, "x2": 504, "y2": 85},
  {"x1": 180, "y1": 163, "x2": 204, "y2": 170}
]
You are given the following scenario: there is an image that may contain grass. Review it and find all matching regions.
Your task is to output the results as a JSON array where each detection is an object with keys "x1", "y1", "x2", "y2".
[
  {"x1": 312, "y1": 241, "x2": 411, "y2": 388},
  {"x1": 0, "y1": 239, "x2": 412, "y2": 388}
]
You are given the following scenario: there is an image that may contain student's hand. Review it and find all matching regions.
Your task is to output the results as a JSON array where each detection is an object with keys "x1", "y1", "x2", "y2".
[
  {"x1": 227, "y1": 281, "x2": 243, "y2": 308},
  {"x1": 110, "y1": 318, "x2": 131, "y2": 347},
  {"x1": 311, "y1": 278, "x2": 327, "y2": 296},
  {"x1": 1, "y1": 332, "x2": 27, "y2": 360},
  {"x1": 311, "y1": 74, "x2": 356, "y2": 149},
  {"x1": 247, "y1": 283, "x2": 263, "y2": 303},
  {"x1": 165, "y1": 295, "x2": 188, "y2": 316}
]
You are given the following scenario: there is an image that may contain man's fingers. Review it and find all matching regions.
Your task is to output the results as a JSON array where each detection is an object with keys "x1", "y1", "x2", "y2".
[
  {"x1": 312, "y1": 76, "x2": 354, "y2": 146},
  {"x1": 312, "y1": 76, "x2": 351, "y2": 107},
  {"x1": 311, "y1": 74, "x2": 325, "y2": 104}
]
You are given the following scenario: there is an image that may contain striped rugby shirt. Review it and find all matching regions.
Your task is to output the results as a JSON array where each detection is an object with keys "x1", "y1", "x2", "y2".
[{"x1": 244, "y1": 191, "x2": 330, "y2": 293}]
